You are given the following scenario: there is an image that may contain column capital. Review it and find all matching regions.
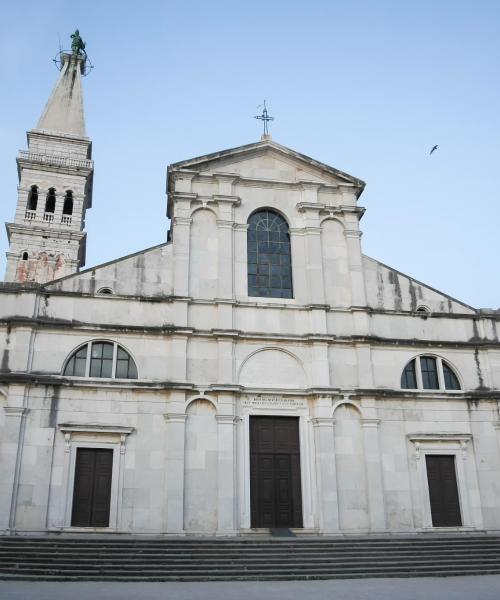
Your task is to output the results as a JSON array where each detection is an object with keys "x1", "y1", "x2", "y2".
[
  {"x1": 163, "y1": 413, "x2": 187, "y2": 423},
  {"x1": 311, "y1": 417, "x2": 336, "y2": 427},
  {"x1": 344, "y1": 229, "x2": 362, "y2": 239},
  {"x1": 173, "y1": 217, "x2": 193, "y2": 226},
  {"x1": 215, "y1": 415, "x2": 241, "y2": 425},
  {"x1": 361, "y1": 418, "x2": 380, "y2": 428},
  {"x1": 4, "y1": 407, "x2": 29, "y2": 417},
  {"x1": 216, "y1": 220, "x2": 234, "y2": 229}
]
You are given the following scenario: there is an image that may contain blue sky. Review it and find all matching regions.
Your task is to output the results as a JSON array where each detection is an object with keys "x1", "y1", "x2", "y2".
[{"x1": 1, "y1": 0, "x2": 499, "y2": 308}]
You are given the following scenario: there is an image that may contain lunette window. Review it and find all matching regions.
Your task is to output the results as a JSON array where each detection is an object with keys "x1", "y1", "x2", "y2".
[
  {"x1": 64, "y1": 341, "x2": 137, "y2": 379},
  {"x1": 247, "y1": 209, "x2": 293, "y2": 298},
  {"x1": 401, "y1": 356, "x2": 460, "y2": 390}
]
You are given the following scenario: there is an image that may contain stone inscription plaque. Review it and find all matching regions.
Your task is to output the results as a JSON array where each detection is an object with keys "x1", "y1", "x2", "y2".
[{"x1": 241, "y1": 395, "x2": 307, "y2": 410}]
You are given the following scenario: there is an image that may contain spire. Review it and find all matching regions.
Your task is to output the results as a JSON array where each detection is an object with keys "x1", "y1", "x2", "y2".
[
  {"x1": 36, "y1": 52, "x2": 87, "y2": 137},
  {"x1": 4, "y1": 36, "x2": 94, "y2": 284}
]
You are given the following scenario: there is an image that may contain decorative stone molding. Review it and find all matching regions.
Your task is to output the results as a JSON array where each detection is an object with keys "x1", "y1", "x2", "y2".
[
  {"x1": 408, "y1": 433, "x2": 472, "y2": 461},
  {"x1": 58, "y1": 424, "x2": 135, "y2": 454},
  {"x1": 361, "y1": 418, "x2": 381, "y2": 428}
]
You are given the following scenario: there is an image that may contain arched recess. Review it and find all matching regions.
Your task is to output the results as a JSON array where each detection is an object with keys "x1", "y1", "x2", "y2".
[
  {"x1": 333, "y1": 402, "x2": 369, "y2": 531},
  {"x1": 189, "y1": 208, "x2": 218, "y2": 300},
  {"x1": 238, "y1": 347, "x2": 306, "y2": 389},
  {"x1": 321, "y1": 218, "x2": 351, "y2": 307},
  {"x1": 184, "y1": 399, "x2": 218, "y2": 532},
  {"x1": 185, "y1": 395, "x2": 217, "y2": 413}
]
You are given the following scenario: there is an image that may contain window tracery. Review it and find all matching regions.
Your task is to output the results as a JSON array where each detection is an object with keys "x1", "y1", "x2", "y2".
[
  {"x1": 401, "y1": 355, "x2": 460, "y2": 390},
  {"x1": 247, "y1": 209, "x2": 293, "y2": 298},
  {"x1": 63, "y1": 341, "x2": 137, "y2": 379}
]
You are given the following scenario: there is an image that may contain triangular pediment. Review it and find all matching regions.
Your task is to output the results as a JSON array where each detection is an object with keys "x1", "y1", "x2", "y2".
[{"x1": 169, "y1": 139, "x2": 365, "y2": 192}]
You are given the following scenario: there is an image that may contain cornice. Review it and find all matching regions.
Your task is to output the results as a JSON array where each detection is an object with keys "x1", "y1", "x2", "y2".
[
  {"x1": 0, "y1": 316, "x2": 499, "y2": 349},
  {"x1": 1, "y1": 375, "x2": 499, "y2": 400},
  {"x1": 6, "y1": 223, "x2": 85, "y2": 241},
  {"x1": 17, "y1": 151, "x2": 93, "y2": 176},
  {"x1": 58, "y1": 423, "x2": 135, "y2": 435}
]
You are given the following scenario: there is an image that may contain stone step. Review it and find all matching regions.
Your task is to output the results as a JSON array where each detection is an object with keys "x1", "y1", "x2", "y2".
[
  {"x1": 1, "y1": 548, "x2": 499, "y2": 561},
  {"x1": 2, "y1": 559, "x2": 500, "y2": 573},
  {"x1": 2, "y1": 539, "x2": 499, "y2": 549},
  {"x1": 2, "y1": 555, "x2": 500, "y2": 570},
  {"x1": 1, "y1": 547, "x2": 498, "y2": 556},
  {"x1": 2, "y1": 563, "x2": 500, "y2": 579},
  {"x1": 2, "y1": 535, "x2": 499, "y2": 581},
  {"x1": 2, "y1": 534, "x2": 498, "y2": 543},
  {"x1": 2, "y1": 570, "x2": 500, "y2": 582}
]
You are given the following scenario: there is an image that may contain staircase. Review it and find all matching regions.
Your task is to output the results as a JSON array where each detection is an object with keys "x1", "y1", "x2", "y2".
[{"x1": 1, "y1": 535, "x2": 500, "y2": 581}]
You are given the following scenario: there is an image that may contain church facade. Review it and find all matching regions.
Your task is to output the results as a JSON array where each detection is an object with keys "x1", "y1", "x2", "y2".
[{"x1": 1, "y1": 49, "x2": 500, "y2": 537}]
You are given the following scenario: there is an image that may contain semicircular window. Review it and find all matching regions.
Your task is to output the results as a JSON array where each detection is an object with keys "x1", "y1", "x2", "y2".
[
  {"x1": 401, "y1": 355, "x2": 460, "y2": 390},
  {"x1": 63, "y1": 341, "x2": 138, "y2": 379},
  {"x1": 247, "y1": 209, "x2": 293, "y2": 298}
]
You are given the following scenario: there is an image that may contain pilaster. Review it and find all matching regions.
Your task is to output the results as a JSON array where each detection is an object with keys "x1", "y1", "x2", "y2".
[
  {"x1": 345, "y1": 227, "x2": 367, "y2": 307},
  {"x1": 172, "y1": 215, "x2": 192, "y2": 296},
  {"x1": 361, "y1": 417, "x2": 386, "y2": 531},
  {"x1": 312, "y1": 416, "x2": 340, "y2": 533},
  {"x1": 163, "y1": 412, "x2": 187, "y2": 534},
  {"x1": 216, "y1": 219, "x2": 234, "y2": 299},
  {"x1": 0, "y1": 404, "x2": 30, "y2": 532},
  {"x1": 216, "y1": 413, "x2": 239, "y2": 535}
]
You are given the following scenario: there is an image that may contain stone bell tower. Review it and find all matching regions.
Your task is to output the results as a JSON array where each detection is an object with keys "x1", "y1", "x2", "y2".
[{"x1": 4, "y1": 40, "x2": 94, "y2": 284}]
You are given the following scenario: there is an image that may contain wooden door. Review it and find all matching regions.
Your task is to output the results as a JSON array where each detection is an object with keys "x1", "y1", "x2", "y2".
[
  {"x1": 71, "y1": 448, "x2": 113, "y2": 527},
  {"x1": 250, "y1": 416, "x2": 303, "y2": 528},
  {"x1": 426, "y1": 454, "x2": 462, "y2": 527}
]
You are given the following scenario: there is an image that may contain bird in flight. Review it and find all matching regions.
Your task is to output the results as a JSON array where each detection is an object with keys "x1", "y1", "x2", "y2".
[{"x1": 430, "y1": 145, "x2": 438, "y2": 155}]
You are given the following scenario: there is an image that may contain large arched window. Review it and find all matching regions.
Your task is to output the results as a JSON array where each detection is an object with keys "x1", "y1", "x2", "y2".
[
  {"x1": 247, "y1": 209, "x2": 293, "y2": 298},
  {"x1": 401, "y1": 355, "x2": 461, "y2": 390},
  {"x1": 63, "y1": 341, "x2": 138, "y2": 379}
]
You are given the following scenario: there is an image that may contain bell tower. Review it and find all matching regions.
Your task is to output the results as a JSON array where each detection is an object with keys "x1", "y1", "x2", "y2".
[{"x1": 4, "y1": 37, "x2": 94, "y2": 284}]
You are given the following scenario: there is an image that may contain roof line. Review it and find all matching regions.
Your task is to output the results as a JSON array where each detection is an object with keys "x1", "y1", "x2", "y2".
[
  {"x1": 169, "y1": 139, "x2": 366, "y2": 192},
  {"x1": 44, "y1": 241, "x2": 171, "y2": 287},
  {"x1": 363, "y1": 254, "x2": 476, "y2": 312}
]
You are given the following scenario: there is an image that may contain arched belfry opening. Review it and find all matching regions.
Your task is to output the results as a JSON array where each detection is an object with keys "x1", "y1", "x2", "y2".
[
  {"x1": 27, "y1": 185, "x2": 38, "y2": 211},
  {"x1": 63, "y1": 190, "x2": 73, "y2": 215},
  {"x1": 45, "y1": 188, "x2": 56, "y2": 213}
]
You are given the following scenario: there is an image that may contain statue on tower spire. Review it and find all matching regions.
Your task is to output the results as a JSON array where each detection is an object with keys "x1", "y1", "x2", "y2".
[{"x1": 70, "y1": 29, "x2": 86, "y2": 57}]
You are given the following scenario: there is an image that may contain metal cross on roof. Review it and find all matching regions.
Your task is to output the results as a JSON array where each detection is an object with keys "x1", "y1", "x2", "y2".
[{"x1": 254, "y1": 101, "x2": 274, "y2": 136}]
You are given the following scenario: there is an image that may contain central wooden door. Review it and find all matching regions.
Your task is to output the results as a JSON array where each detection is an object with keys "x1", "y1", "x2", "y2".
[
  {"x1": 426, "y1": 454, "x2": 462, "y2": 527},
  {"x1": 71, "y1": 448, "x2": 113, "y2": 527},
  {"x1": 250, "y1": 416, "x2": 303, "y2": 528}
]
